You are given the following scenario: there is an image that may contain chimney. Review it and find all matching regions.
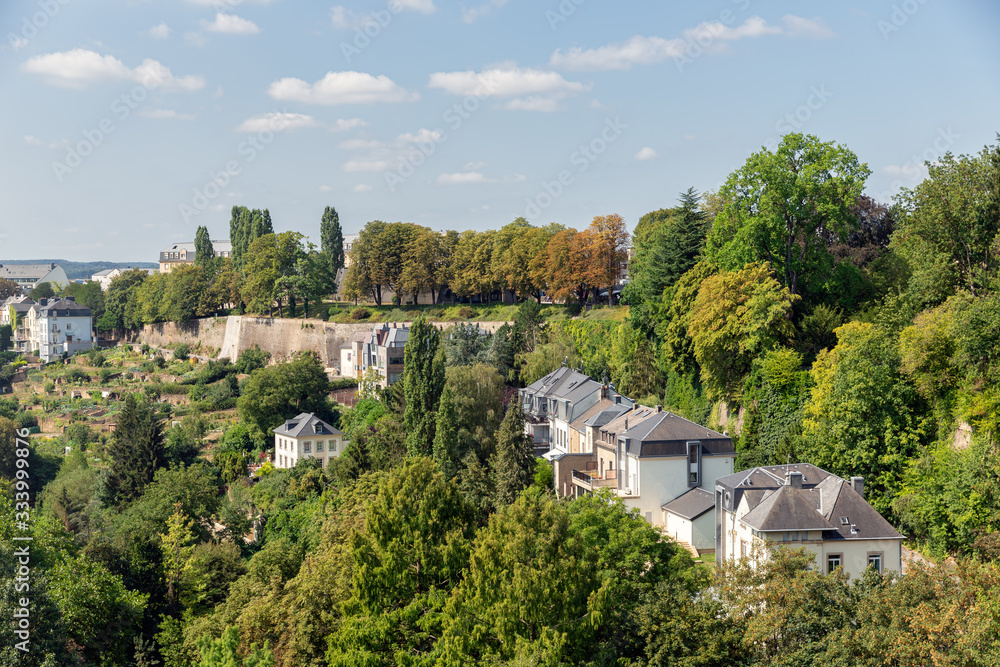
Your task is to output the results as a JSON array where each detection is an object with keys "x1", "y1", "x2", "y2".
[
  {"x1": 65, "y1": 296, "x2": 75, "y2": 303},
  {"x1": 39, "y1": 298, "x2": 48, "y2": 307},
  {"x1": 785, "y1": 471, "x2": 803, "y2": 489},
  {"x1": 850, "y1": 476, "x2": 864, "y2": 498},
  {"x1": 655, "y1": 404, "x2": 662, "y2": 413}
]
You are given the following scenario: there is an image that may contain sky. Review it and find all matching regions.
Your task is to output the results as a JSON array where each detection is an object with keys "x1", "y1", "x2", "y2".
[{"x1": 1, "y1": 0, "x2": 998, "y2": 262}]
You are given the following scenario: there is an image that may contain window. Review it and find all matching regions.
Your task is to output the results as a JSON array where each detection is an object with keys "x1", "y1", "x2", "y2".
[
  {"x1": 316, "y1": 441, "x2": 324, "y2": 452},
  {"x1": 868, "y1": 553, "x2": 883, "y2": 573},
  {"x1": 827, "y1": 554, "x2": 842, "y2": 573},
  {"x1": 740, "y1": 540, "x2": 747, "y2": 558},
  {"x1": 304, "y1": 442, "x2": 312, "y2": 453},
  {"x1": 689, "y1": 471, "x2": 698, "y2": 484},
  {"x1": 330, "y1": 440, "x2": 337, "y2": 453}
]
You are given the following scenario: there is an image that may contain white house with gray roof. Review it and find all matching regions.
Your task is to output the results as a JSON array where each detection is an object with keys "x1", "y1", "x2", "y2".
[
  {"x1": 713, "y1": 463, "x2": 903, "y2": 578},
  {"x1": 0, "y1": 263, "x2": 68, "y2": 291},
  {"x1": 273, "y1": 412, "x2": 347, "y2": 469},
  {"x1": 159, "y1": 240, "x2": 232, "y2": 273},
  {"x1": 24, "y1": 297, "x2": 94, "y2": 362}
]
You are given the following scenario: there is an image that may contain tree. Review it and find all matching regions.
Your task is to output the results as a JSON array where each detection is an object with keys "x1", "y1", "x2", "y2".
[
  {"x1": 159, "y1": 508, "x2": 196, "y2": 606},
  {"x1": 688, "y1": 263, "x2": 799, "y2": 400},
  {"x1": 403, "y1": 318, "x2": 445, "y2": 456},
  {"x1": 241, "y1": 233, "x2": 280, "y2": 316},
  {"x1": 104, "y1": 268, "x2": 150, "y2": 334},
  {"x1": 64, "y1": 280, "x2": 105, "y2": 323},
  {"x1": 546, "y1": 228, "x2": 595, "y2": 304},
  {"x1": 706, "y1": 133, "x2": 871, "y2": 300},
  {"x1": 399, "y1": 228, "x2": 445, "y2": 304},
  {"x1": 194, "y1": 225, "x2": 215, "y2": 269},
  {"x1": 320, "y1": 205, "x2": 345, "y2": 273},
  {"x1": 30, "y1": 281, "x2": 56, "y2": 300},
  {"x1": 102, "y1": 393, "x2": 166, "y2": 505},
  {"x1": 433, "y1": 385, "x2": 460, "y2": 478},
  {"x1": 163, "y1": 264, "x2": 209, "y2": 325},
  {"x1": 588, "y1": 214, "x2": 630, "y2": 303},
  {"x1": 0, "y1": 278, "x2": 18, "y2": 300},
  {"x1": 197, "y1": 627, "x2": 274, "y2": 667},
  {"x1": 803, "y1": 321, "x2": 928, "y2": 515},
  {"x1": 490, "y1": 400, "x2": 535, "y2": 507},
  {"x1": 237, "y1": 352, "x2": 335, "y2": 442},
  {"x1": 445, "y1": 363, "x2": 505, "y2": 462},
  {"x1": 229, "y1": 206, "x2": 274, "y2": 271}
]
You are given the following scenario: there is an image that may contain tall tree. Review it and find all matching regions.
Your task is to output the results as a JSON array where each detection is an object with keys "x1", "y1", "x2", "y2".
[
  {"x1": 237, "y1": 351, "x2": 335, "y2": 442},
  {"x1": 320, "y1": 206, "x2": 345, "y2": 273},
  {"x1": 588, "y1": 213, "x2": 631, "y2": 303},
  {"x1": 433, "y1": 385, "x2": 460, "y2": 478},
  {"x1": 102, "y1": 393, "x2": 166, "y2": 505},
  {"x1": 706, "y1": 133, "x2": 871, "y2": 300},
  {"x1": 403, "y1": 318, "x2": 445, "y2": 456},
  {"x1": 194, "y1": 225, "x2": 215, "y2": 269},
  {"x1": 489, "y1": 400, "x2": 535, "y2": 507}
]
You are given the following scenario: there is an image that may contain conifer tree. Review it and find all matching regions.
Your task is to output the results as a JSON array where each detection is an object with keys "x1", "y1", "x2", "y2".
[
  {"x1": 490, "y1": 400, "x2": 535, "y2": 507},
  {"x1": 403, "y1": 318, "x2": 445, "y2": 456},
  {"x1": 320, "y1": 205, "x2": 345, "y2": 272},
  {"x1": 194, "y1": 225, "x2": 214, "y2": 268},
  {"x1": 433, "y1": 385, "x2": 459, "y2": 478},
  {"x1": 102, "y1": 393, "x2": 165, "y2": 505}
]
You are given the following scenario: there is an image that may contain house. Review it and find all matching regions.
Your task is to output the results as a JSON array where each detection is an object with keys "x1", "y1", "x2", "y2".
[
  {"x1": 558, "y1": 403, "x2": 735, "y2": 531},
  {"x1": 23, "y1": 297, "x2": 95, "y2": 362},
  {"x1": 0, "y1": 262, "x2": 68, "y2": 291},
  {"x1": 354, "y1": 323, "x2": 408, "y2": 388},
  {"x1": 273, "y1": 412, "x2": 347, "y2": 469},
  {"x1": 1, "y1": 296, "x2": 36, "y2": 353},
  {"x1": 520, "y1": 366, "x2": 632, "y2": 450},
  {"x1": 91, "y1": 267, "x2": 157, "y2": 291},
  {"x1": 343, "y1": 234, "x2": 359, "y2": 268},
  {"x1": 713, "y1": 464, "x2": 904, "y2": 578},
  {"x1": 159, "y1": 240, "x2": 232, "y2": 273},
  {"x1": 339, "y1": 330, "x2": 372, "y2": 379}
]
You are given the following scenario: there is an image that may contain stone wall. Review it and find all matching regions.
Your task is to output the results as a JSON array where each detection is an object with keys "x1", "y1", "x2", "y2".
[{"x1": 136, "y1": 316, "x2": 511, "y2": 371}]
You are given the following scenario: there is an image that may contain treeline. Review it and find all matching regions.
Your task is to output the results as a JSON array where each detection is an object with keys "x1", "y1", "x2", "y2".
[
  {"x1": 342, "y1": 214, "x2": 630, "y2": 305},
  {"x1": 99, "y1": 206, "x2": 344, "y2": 333}
]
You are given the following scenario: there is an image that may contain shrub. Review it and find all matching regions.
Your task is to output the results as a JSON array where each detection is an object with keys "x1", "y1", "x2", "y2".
[
  {"x1": 350, "y1": 307, "x2": 371, "y2": 321},
  {"x1": 65, "y1": 369, "x2": 91, "y2": 383},
  {"x1": 43, "y1": 380, "x2": 55, "y2": 394},
  {"x1": 458, "y1": 306, "x2": 476, "y2": 320},
  {"x1": 15, "y1": 411, "x2": 37, "y2": 430},
  {"x1": 87, "y1": 349, "x2": 106, "y2": 368},
  {"x1": 173, "y1": 344, "x2": 191, "y2": 361},
  {"x1": 330, "y1": 377, "x2": 359, "y2": 391},
  {"x1": 141, "y1": 343, "x2": 151, "y2": 354},
  {"x1": 235, "y1": 347, "x2": 271, "y2": 375},
  {"x1": 154, "y1": 356, "x2": 166, "y2": 369}
]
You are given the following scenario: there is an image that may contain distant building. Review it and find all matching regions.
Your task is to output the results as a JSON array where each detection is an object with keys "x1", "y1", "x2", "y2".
[
  {"x1": 91, "y1": 267, "x2": 157, "y2": 291},
  {"x1": 1, "y1": 296, "x2": 36, "y2": 354},
  {"x1": 353, "y1": 322, "x2": 408, "y2": 388},
  {"x1": 159, "y1": 240, "x2": 232, "y2": 273},
  {"x1": 0, "y1": 263, "x2": 68, "y2": 291},
  {"x1": 343, "y1": 234, "x2": 359, "y2": 267},
  {"x1": 273, "y1": 412, "x2": 347, "y2": 469},
  {"x1": 23, "y1": 297, "x2": 95, "y2": 362},
  {"x1": 713, "y1": 464, "x2": 904, "y2": 578}
]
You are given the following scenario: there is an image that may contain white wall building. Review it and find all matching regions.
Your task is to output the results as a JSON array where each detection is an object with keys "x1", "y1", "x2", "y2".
[
  {"x1": 713, "y1": 464, "x2": 904, "y2": 578},
  {"x1": 0, "y1": 263, "x2": 68, "y2": 291},
  {"x1": 24, "y1": 297, "x2": 95, "y2": 362},
  {"x1": 273, "y1": 412, "x2": 347, "y2": 469}
]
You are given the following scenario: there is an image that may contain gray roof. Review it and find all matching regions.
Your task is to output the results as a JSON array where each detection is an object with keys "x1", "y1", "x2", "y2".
[
  {"x1": 31, "y1": 298, "x2": 91, "y2": 317},
  {"x1": 661, "y1": 487, "x2": 715, "y2": 520},
  {"x1": 161, "y1": 240, "x2": 233, "y2": 253},
  {"x1": 719, "y1": 463, "x2": 902, "y2": 541},
  {"x1": 273, "y1": 412, "x2": 342, "y2": 438},
  {"x1": 570, "y1": 398, "x2": 619, "y2": 432},
  {"x1": 584, "y1": 404, "x2": 630, "y2": 428},
  {"x1": 0, "y1": 263, "x2": 59, "y2": 279},
  {"x1": 608, "y1": 409, "x2": 735, "y2": 458},
  {"x1": 524, "y1": 366, "x2": 596, "y2": 401}
]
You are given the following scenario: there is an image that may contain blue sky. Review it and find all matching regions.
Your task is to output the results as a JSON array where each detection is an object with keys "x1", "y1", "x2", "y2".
[{"x1": 1, "y1": 0, "x2": 998, "y2": 261}]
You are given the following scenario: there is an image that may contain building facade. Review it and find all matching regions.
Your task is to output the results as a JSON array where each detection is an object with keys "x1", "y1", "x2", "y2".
[
  {"x1": 23, "y1": 297, "x2": 95, "y2": 362},
  {"x1": 273, "y1": 413, "x2": 347, "y2": 469},
  {"x1": 0, "y1": 263, "x2": 68, "y2": 291},
  {"x1": 353, "y1": 323, "x2": 408, "y2": 388},
  {"x1": 159, "y1": 240, "x2": 232, "y2": 273},
  {"x1": 713, "y1": 464, "x2": 904, "y2": 578}
]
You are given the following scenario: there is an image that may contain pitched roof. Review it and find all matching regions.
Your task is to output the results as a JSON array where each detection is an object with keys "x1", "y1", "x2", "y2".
[
  {"x1": 273, "y1": 412, "x2": 342, "y2": 438},
  {"x1": 662, "y1": 487, "x2": 716, "y2": 520},
  {"x1": 570, "y1": 398, "x2": 619, "y2": 431},
  {"x1": 584, "y1": 404, "x2": 630, "y2": 428},
  {"x1": 31, "y1": 298, "x2": 92, "y2": 317},
  {"x1": 740, "y1": 485, "x2": 839, "y2": 532},
  {"x1": 0, "y1": 263, "x2": 59, "y2": 279},
  {"x1": 161, "y1": 240, "x2": 233, "y2": 253}
]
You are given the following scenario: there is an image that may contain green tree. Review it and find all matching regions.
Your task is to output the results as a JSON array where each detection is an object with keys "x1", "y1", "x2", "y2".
[
  {"x1": 104, "y1": 268, "x2": 150, "y2": 334},
  {"x1": 195, "y1": 225, "x2": 215, "y2": 269},
  {"x1": 433, "y1": 385, "x2": 460, "y2": 479},
  {"x1": 159, "y1": 508, "x2": 196, "y2": 606},
  {"x1": 102, "y1": 393, "x2": 166, "y2": 505},
  {"x1": 706, "y1": 133, "x2": 871, "y2": 300},
  {"x1": 237, "y1": 352, "x2": 335, "y2": 442},
  {"x1": 197, "y1": 626, "x2": 274, "y2": 667},
  {"x1": 29, "y1": 281, "x2": 55, "y2": 300},
  {"x1": 64, "y1": 280, "x2": 106, "y2": 323},
  {"x1": 688, "y1": 263, "x2": 799, "y2": 401},
  {"x1": 489, "y1": 400, "x2": 535, "y2": 507},
  {"x1": 229, "y1": 206, "x2": 274, "y2": 271},
  {"x1": 320, "y1": 205, "x2": 345, "y2": 273},
  {"x1": 0, "y1": 278, "x2": 18, "y2": 300},
  {"x1": 445, "y1": 363, "x2": 505, "y2": 462},
  {"x1": 403, "y1": 318, "x2": 445, "y2": 457}
]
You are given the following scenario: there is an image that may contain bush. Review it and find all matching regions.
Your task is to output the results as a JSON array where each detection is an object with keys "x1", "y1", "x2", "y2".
[
  {"x1": 86, "y1": 349, "x2": 106, "y2": 368},
  {"x1": 235, "y1": 347, "x2": 271, "y2": 375},
  {"x1": 141, "y1": 343, "x2": 151, "y2": 354},
  {"x1": 330, "y1": 377, "x2": 359, "y2": 391},
  {"x1": 154, "y1": 356, "x2": 166, "y2": 369},
  {"x1": 15, "y1": 411, "x2": 37, "y2": 430},
  {"x1": 173, "y1": 344, "x2": 191, "y2": 361},
  {"x1": 350, "y1": 307, "x2": 371, "y2": 321},
  {"x1": 43, "y1": 380, "x2": 55, "y2": 394},
  {"x1": 458, "y1": 306, "x2": 476, "y2": 320},
  {"x1": 65, "y1": 369, "x2": 91, "y2": 383}
]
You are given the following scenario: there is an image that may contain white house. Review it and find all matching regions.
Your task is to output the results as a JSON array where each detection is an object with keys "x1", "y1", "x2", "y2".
[
  {"x1": 273, "y1": 412, "x2": 347, "y2": 469},
  {"x1": 91, "y1": 267, "x2": 157, "y2": 291},
  {"x1": 24, "y1": 297, "x2": 95, "y2": 362},
  {"x1": 0, "y1": 263, "x2": 68, "y2": 291},
  {"x1": 713, "y1": 464, "x2": 904, "y2": 578}
]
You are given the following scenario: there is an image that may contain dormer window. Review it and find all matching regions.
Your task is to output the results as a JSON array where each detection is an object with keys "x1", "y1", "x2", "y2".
[
  {"x1": 314, "y1": 423, "x2": 322, "y2": 434},
  {"x1": 840, "y1": 517, "x2": 849, "y2": 525}
]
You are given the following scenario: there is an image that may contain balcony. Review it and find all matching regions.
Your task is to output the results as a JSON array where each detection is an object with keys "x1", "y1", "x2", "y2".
[{"x1": 572, "y1": 468, "x2": 618, "y2": 491}]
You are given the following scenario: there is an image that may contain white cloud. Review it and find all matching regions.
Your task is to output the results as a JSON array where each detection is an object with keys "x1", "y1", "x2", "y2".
[
  {"x1": 21, "y1": 49, "x2": 205, "y2": 91},
  {"x1": 10, "y1": 36, "x2": 28, "y2": 52},
  {"x1": 139, "y1": 108, "x2": 197, "y2": 120},
  {"x1": 462, "y1": 0, "x2": 507, "y2": 23},
  {"x1": 268, "y1": 71, "x2": 418, "y2": 105},
  {"x1": 353, "y1": 184, "x2": 373, "y2": 192},
  {"x1": 437, "y1": 171, "x2": 490, "y2": 185},
  {"x1": 148, "y1": 23, "x2": 172, "y2": 39},
  {"x1": 330, "y1": 6, "x2": 352, "y2": 28},
  {"x1": 236, "y1": 112, "x2": 320, "y2": 132},
  {"x1": 782, "y1": 15, "x2": 836, "y2": 38},
  {"x1": 503, "y1": 96, "x2": 560, "y2": 112},
  {"x1": 204, "y1": 13, "x2": 260, "y2": 34},
  {"x1": 337, "y1": 138, "x2": 384, "y2": 150},
  {"x1": 398, "y1": 128, "x2": 444, "y2": 144},
  {"x1": 184, "y1": 31, "x2": 208, "y2": 47},
  {"x1": 332, "y1": 118, "x2": 367, "y2": 132},
  {"x1": 464, "y1": 161, "x2": 487, "y2": 170},
  {"x1": 343, "y1": 159, "x2": 394, "y2": 172},
  {"x1": 395, "y1": 0, "x2": 435, "y2": 13},
  {"x1": 184, "y1": 0, "x2": 276, "y2": 5},
  {"x1": 550, "y1": 15, "x2": 829, "y2": 71},
  {"x1": 319, "y1": 185, "x2": 332, "y2": 192},
  {"x1": 634, "y1": 147, "x2": 658, "y2": 161},
  {"x1": 428, "y1": 65, "x2": 589, "y2": 110},
  {"x1": 23, "y1": 135, "x2": 68, "y2": 149}
]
